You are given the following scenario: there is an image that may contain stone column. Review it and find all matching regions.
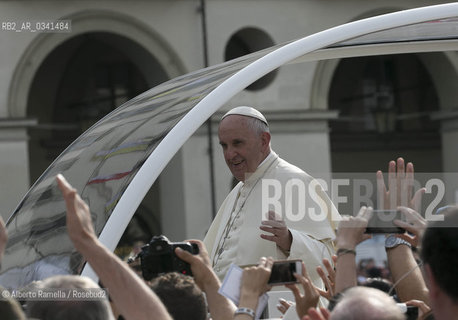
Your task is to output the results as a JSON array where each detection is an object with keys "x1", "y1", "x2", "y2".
[{"x1": 0, "y1": 119, "x2": 37, "y2": 221}]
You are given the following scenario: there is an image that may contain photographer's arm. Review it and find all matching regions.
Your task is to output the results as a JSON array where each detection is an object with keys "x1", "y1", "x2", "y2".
[
  {"x1": 386, "y1": 244, "x2": 429, "y2": 304},
  {"x1": 334, "y1": 250, "x2": 357, "y2": 294},
  {"x1": 175, "y1": 241, "x2": 236, "y2": 320},
  {"x1": 56, "y1": 174, "x2": 172, "y2": 320},
  {"x1": 334, "y1": 207, "x2": 372, "y2": 294},
  {"x1": 387, "y1": 207, "x2": 429, "y2": 304}
]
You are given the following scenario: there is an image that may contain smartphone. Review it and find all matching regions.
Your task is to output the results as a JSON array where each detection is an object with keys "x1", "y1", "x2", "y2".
[
  {"x1": 268, "y1": 260, "x2": 302, "y2": 285},
  {"x1": 365, "y1": 209, "x2": 405, "y2": 234},
  {"x1": 397, "y1": 304, "x2": 418, "y2": 320},
  {"x1": 406, "y1": 306, "x2": 419, "y2": 320}
]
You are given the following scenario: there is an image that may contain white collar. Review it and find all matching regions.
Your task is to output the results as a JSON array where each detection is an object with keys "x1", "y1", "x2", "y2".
[{"x1": 257, "y1": 151, "x2": 273, "y2": 168}]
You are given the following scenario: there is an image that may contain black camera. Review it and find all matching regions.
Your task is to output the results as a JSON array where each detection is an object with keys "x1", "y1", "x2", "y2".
[{"x1": 138, "y1": 235, "x2": 199, "y2": 280}]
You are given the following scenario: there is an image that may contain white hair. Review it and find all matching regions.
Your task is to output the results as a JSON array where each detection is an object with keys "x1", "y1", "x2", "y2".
[
  {"x1": 330, "y1": 287, "x2": 404, "y2": 320},
  {"x1": 26, "y1": 275, "x2": 115, "y2": 320},
  {"x1": 243, "y1": 116, "x2": 270, "y2": 136}
]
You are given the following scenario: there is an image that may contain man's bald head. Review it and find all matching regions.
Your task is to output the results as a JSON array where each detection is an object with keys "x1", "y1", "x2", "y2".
[{"x1": 330, "y1": 287, "x2": 404, "y2": 320}]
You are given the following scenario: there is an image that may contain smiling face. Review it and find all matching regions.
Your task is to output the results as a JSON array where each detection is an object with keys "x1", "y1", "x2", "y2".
[{"x1": 218, "y1": 115, "x2": 271, "y2": 182}]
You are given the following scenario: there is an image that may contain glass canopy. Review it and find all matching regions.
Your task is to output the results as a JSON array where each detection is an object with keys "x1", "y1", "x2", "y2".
[{"x1": 0, "y1": 6, "x2": 456, "y2": 288}]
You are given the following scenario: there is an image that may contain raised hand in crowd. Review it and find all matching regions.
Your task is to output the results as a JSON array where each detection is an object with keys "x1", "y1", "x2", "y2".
[
  {"x1": 335, "y1": 206, "x2": 372, "y2": 252},
  {"x1": 394, "y1": 206, "x2": 427, "y2": 248},
  {"x1": 334, "y1": 206, "x2": 372, "y2": 293},
  {"x1": 175, "y1": 240, "x2": 236, "y2": 320},
  {"x1": 285, "y1": 261, "x2": 320, "y2": 319},
  {"x1": 315, "y1": 255, "x2": 337, "y2": 301},
  {"x1": 236, "y1": 257, "x2": 273, "y2": 320},
  {"x1": 376, "y1": 157, "x2": 425, "y2": 211},
  {"x1": 58, "y1": 175, "x2": 97, "y2": 251},
  {"x1": 375, "y1": 158, "x2": 430, "y2": 305},
  {"x1": 57, "y1": 174, "x2": 172, "y2": 320},
  {"x1": 385, "y1": 209, "x2": 429, "y2": 304}
]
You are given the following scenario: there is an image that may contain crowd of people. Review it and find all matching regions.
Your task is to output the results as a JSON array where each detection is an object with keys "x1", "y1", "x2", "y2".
[
  {"x1": 0, "y1": 172, "x2": 456, "y2": 320},
  {"x1": 0, "y1": 106, "x2": 456, "y2": 320}
]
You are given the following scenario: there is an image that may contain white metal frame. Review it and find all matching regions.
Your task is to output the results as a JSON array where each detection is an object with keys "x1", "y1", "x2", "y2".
[{"x1": 83, "y1": 3, "x2": 458, "y2": 279}]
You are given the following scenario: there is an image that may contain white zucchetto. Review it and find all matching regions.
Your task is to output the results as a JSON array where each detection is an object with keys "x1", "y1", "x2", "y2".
[{"x1": 221, "y1": 106, "x2": 268, "y2": 126}]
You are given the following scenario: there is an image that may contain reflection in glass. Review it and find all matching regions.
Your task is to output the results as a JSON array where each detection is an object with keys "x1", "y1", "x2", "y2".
[{"x1": 0, "y1": 51, "x2": 263, "y2": 289}]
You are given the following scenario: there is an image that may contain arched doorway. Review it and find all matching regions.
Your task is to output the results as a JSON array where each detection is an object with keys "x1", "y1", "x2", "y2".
[
  {"x1": 27, "y1": 32, "x2": 169, "y2": 180},
  {"x1": 26, "y1": 32, "x2": 171, "y2": 251},
  {"x1": 328, "y1": 53, "x2": 442, "y2": 173}
]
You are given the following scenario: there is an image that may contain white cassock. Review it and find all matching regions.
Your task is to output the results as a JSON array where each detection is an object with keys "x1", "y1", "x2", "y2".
[{"x1": 204, "y1": 151, "x2": 340, "y2": 288}]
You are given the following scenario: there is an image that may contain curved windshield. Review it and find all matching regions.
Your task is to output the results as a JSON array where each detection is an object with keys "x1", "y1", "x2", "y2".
[
  {"x1": 0, "y1": 12, "x2": 456, "y2": 289},
  {"x1": 0, "y1": 49, "x2": 271, "y2": 289}
]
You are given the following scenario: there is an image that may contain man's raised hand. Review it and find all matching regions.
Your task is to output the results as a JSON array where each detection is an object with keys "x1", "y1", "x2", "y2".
[
  {"x1": 56, "y1": 174, "x2": 96, "y2": 250},
  {"x1": 376, "y1": 157, "x2": 425, "y2": 212}
]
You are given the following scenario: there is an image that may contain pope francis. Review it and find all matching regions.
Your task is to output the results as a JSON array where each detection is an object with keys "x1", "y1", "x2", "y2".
[{"x1": 203, "y1": 106, "x2": 340, "y2": 287}]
